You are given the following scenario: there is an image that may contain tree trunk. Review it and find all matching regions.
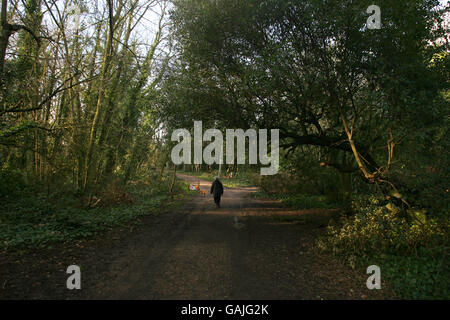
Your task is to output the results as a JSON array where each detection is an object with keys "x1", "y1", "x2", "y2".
[{"x1": 170, "y1": 164, "x2": 177, "y2": 195}]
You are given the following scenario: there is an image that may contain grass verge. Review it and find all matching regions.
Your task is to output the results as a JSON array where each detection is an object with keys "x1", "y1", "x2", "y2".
[
  {"x1": 252, "y1": 190, "x2": 341, "y2": 210},
  {"x1": 0, "y1": 178, "x2": 191, "y2": 252}
]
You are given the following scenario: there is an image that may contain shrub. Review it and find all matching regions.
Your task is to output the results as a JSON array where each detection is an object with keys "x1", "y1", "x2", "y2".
[
  {"x1": 317, "y1": 202, "x2": 449, "y2": 299},
  {"x1": 0, "y1": 168, "x2": 27, "y2": 198}
]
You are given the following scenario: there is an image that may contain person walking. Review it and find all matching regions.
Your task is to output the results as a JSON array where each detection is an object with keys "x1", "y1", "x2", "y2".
[{"x1": 210, "y1": 177, "x2": 224, "y2": 208}]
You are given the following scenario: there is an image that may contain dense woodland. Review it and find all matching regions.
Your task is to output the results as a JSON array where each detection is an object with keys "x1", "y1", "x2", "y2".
[{"x1": 0, "y1": 0, "x2": 449, "y2": 299}]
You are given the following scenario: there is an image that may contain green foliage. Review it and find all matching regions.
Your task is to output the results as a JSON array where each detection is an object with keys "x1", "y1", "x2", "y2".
[
  {"x1": 380, "y1": 249, "x2": 449, "y2": 299},
  {"x1": 166, "y1": 0, "x2": 449, "y2": 212},
  {"x1": 0, "y1": 177, "x2": 190, "y2": 251},
  {"x1": 317, "y1": 201, "x2": 449, "y2": 299},
  {"x1": 0, "y1": 0, "x2": 171, "y2": 196},
  {"x1": 0, "y1": 168, "x2": 27, "y2": 198}
]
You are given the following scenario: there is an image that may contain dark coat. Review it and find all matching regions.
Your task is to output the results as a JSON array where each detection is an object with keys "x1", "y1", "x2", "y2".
[{"x1": 210, "y1": 180, "x2": 224, "y2": 198}]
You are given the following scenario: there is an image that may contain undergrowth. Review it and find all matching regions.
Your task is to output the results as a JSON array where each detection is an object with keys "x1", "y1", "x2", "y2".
[
  {"x1": 317, "y1": 195, "x2": 449, "y2": 299},
  {"x1": 0, "y1": 172, "x2": 190, "y2": 251}
]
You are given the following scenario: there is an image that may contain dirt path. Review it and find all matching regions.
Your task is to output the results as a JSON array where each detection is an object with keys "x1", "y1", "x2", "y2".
[{"x1": 0, "y1": 175, "x2": 390, "y2": 300}]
